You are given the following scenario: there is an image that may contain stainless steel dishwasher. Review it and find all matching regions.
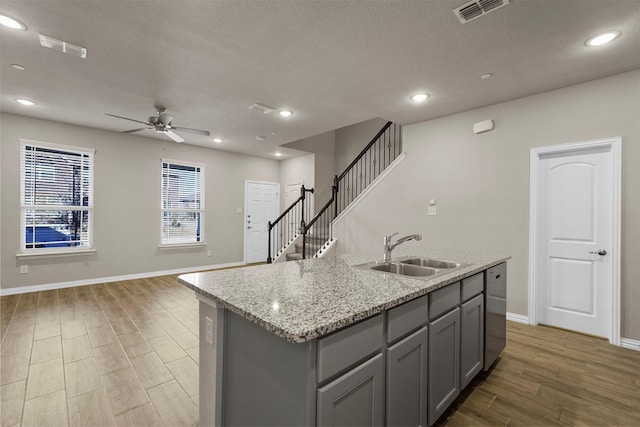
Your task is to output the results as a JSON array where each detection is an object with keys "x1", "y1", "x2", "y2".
[{"x1": 484, "y1": 262, "x2": 506, "y2": 370}]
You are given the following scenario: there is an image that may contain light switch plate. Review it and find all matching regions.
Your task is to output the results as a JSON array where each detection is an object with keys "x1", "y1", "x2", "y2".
[
  {"x1": 427, "y1": 206, "x2": 437, "y2": 216},
  {"x1": 20, "y1": 265, "x2": 29, "y2": 274}
]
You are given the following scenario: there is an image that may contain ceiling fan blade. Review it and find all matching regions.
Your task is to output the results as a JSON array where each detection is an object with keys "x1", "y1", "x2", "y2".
[
  {"x1": 122, "y1": 127, "x2": 150, "y2": 134},
  {"x1": 164, "y1": 130, "x2": 185, "y2": 143},
  {"x1": 171, "y1": 126, "x2": 210, "y2": 137},
  {"x1": 104, "y1": 113, "x2": 152, "y2": 126}
]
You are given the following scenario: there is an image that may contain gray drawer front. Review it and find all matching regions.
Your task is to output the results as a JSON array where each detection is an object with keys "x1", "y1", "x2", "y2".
[
  {"x1": 428, "y1": 282, "x2": 461, "y2": 320},
  {"x1": 387, "y1": 295, "x2": 428, "y2": 344},
  {"x1": 462, "y1": 272, "x2": 484, "y2": 302},
  {"x1": 317, "y1": 314, "x2": 384, "y2": 383}
]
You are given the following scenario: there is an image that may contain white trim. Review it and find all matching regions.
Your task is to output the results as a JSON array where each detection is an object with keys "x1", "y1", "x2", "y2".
[
  {"x1": 0, "y1": 261, "x2": 245, "y2": 296},
  {"x1": 16, "y1": 248, "x2": 96, "y2": 259},
  {"x1": 20, "y1": 138, "x2": 96, "y2": 155},
  {"x1": 161, "y1": 158, "x2": 206, "y2": 169},
  {"x1": 506, "y1": 312, "x2": 529, "y2": 324},
  {"x1": 528, "y1": 137, "x2": 622, "y2": 346},
  {"x1": 333, "y1": 153, "x2": 406, "y2": 225},
  {"x1": 243, "y1": 180, "x2": 280, "y2": 264},
  {"x1": 158, "y1": 243, "x2": 207, "y2": 250},
  {"x1": 620, "y1": 338, "x2": 640, "y2": 352}
]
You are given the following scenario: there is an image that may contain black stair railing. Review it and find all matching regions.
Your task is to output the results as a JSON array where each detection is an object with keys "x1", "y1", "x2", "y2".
[
  {"x1": 303, "y1": 121, "x2": 402, "y2": 259},
  {"x1": 267, "y1": 185, "x2": 314, "y2": 263}
]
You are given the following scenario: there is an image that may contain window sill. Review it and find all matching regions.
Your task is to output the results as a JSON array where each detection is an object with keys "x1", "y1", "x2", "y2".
[
  {"x1": 158, "y1": 243, "x2": 207, "y2": 250},
  {"x1": 16, "y1": 248, "x2": 96, "y2": 259}
]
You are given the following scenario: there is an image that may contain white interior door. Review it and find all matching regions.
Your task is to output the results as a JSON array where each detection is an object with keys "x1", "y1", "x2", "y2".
[
  {"x1": 536, "y1": 145, "x2": 615, "y2": 338},
  {"x1": 244, "y1": 181, "x2": 279, "y2": 264}
]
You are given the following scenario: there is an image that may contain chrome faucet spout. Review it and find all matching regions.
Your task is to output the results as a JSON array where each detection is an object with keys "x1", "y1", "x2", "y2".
[{"x1": 383, "y1": 233, "x2": 422, "y2": 262}]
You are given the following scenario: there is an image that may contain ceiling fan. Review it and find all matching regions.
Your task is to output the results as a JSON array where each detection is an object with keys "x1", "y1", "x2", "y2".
[{"x1": 104, "y1": 106, "x2": 210, "y2": 143}]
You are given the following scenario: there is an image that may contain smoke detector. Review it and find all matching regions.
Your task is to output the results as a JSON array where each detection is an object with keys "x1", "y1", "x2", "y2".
[
  {"x1": 248, "y1": 103, "x2": 275, "y2": 114},
  {"x1": 453, "y1": 0, "x2": 510, "y2": 24}
]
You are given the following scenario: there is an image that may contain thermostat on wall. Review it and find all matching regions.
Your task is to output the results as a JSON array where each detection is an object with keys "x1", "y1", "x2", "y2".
[{"x1": 473, "y1": 120, "x2": 494, "y2": 134}]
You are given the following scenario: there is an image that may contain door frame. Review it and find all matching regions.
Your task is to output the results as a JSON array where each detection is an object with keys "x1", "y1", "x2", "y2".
[
  {"x1": 528, "y1": 137, "x2": 621, "y2": 345},
  {"x1": 243, "y1": 180, "x2": 280, "y2": 264}
]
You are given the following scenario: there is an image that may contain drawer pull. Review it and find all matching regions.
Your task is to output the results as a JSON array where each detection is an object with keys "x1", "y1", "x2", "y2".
[{"x1": 495, "y1": 274, "x2": 501, "y2": 279}]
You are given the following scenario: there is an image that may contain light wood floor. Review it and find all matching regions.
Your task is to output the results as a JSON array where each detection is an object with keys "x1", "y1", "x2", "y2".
[
  {"x1": 2, "y1": 274, "x2": 639, "y2": 426},
  {"x1": 1, "y1": 276, "x2": 200, "y2": 427}
]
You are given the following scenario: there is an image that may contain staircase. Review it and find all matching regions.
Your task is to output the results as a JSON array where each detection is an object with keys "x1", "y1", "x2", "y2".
[{"x1": 268, "y1": 121, "x2": 402, "y2": 262}]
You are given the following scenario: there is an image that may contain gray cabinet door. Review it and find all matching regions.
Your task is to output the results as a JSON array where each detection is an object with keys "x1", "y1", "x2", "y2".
[
  {"x1": 428, "y1": 307, "x2": 460, "y2": 426},
  {"x1": 461, "y1": 294, "x2": 484, "y2": 389},
  {"x1": 317, "y1": 353, "x2": 384, "y2": 426},
  {"x1": 387, "y1": 327, "x2": 428, "y2": 427}
]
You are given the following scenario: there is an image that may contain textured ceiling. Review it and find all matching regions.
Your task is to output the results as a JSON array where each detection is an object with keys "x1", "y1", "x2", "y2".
[{"x1": 1, "y1": 0, "x2": 639, "y2": 159}]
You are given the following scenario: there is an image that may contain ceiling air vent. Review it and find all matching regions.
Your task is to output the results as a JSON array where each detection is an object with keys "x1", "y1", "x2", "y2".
[
  {"x1": 453, "y1": 0, "x2": 510, "y2": 24},
  {"x1": 248, "y1": 103, "x2": 275, "y2": 114},
  {"x1": 39, "y1": 34, "x2": 87, "y2": 58}
]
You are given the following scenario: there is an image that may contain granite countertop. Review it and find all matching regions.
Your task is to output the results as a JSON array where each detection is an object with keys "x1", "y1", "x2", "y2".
[{"x1": 178, "y1": 247, "x2": 510, "y2": 344}]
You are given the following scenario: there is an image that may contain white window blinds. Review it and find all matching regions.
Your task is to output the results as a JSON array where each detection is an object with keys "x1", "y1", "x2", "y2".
[
  {"x1": 161, "y1": 160, "x2": 205, "y2": 245},
  {"x1": 21, "y1": 141, "x2": 94, "y2": 251}
]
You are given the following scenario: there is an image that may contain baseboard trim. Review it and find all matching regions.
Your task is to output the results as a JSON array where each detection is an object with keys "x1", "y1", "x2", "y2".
[
  {"x1": 506, "y1": 312, "x2": 529, "y2": 324},
  {"x1": 0, "y1": 261, "x2": 245, "y2": 296},
  {"x1": 620, "y1": 338, "x2": 640, "y2": 352}
]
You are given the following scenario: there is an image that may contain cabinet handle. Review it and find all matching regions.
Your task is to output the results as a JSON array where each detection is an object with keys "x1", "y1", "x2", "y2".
[{"x1": 495, "y1": 274, "x2": 501, "y2": 279}]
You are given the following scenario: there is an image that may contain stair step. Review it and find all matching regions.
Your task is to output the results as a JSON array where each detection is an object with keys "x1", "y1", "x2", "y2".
[
  {"x1": 294, "y1": 242, "x2": 324, "y2": 251},
  {"x1": 286, "y1": 253, "x2": 304, "y2": 261}
]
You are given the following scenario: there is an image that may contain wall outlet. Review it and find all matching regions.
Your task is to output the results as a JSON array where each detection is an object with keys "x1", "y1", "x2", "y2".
[
  {"x1": 428, "y1": 206, "x2": 437, "y2": 216},
  {"x1": 207, "y1": 250, "x2": 212, "y2": 257},
  {"x1": 20, "y1": 265, "x2": 29, "y2": 274},
  {"x1": 205, "y1": 316, "x2": 214, "y2": 346},
  {"x1": 235, "y1": 207, "x2": 242, "y2": 214}
]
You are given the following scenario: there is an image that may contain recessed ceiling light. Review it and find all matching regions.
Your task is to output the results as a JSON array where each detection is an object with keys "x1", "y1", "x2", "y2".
[
  {"x1": 480, "y1": 73, "x2": 492, "y2": 79},
  {"x1": 586, "y1": 31, "x2": 621, "y2": 47},
  {"x1": 410, "y1": 93, "x2": 429, "y2": 103},
  {"x1": 278, "y1": 110, "x2": 293, "y2": 118},
  {"x1": 213, "y1": 138, "x2": 222, "y2": 143},
  {"x1": 11, "y1": 64, "x2": 25, "y2": 71},
  {"x1": 16, "y1": 98, "x2": 36, "y2": 106},
  {"x1": 0, "y1": 14, "x2": 26, "y2": 30},
  {"x1": 256, "y1": 135, "x2": 267, "y2": 141},
  {"x1": 274, "y1": 152, "x2": 283, "y2": 157}
]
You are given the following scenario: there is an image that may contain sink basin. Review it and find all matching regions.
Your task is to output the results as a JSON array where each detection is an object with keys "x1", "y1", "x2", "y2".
[
  {"x1": 354, "y1": 256, "x2": 471, "y2": 280},
  {"x1": 398, "y1": 257, "x2": 463, "y2": 269},
  {"x1": 370, "y1": 262, "x2": 438, "y2": 277}
]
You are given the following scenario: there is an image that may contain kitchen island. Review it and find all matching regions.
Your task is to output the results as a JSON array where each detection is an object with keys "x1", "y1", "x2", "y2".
[{"x1": 179, "y1": 248, "x2": 509, "y2": 426}]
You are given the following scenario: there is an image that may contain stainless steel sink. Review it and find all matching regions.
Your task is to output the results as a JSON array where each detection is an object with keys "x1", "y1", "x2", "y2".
[
  {"x1": 354, "y1": 256, "x2": 470, "y2": 280},
  {"x1": 370, "y1": 262, "x2": 438, "y2": 277},
  {"x1": 397, "y1": 257, "x2": 466, "y2": 269}
]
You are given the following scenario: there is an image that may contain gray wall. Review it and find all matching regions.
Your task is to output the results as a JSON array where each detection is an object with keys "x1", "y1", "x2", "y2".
[
  {"x1": 1, "y1": 113, "x2": 280, "y2": 291},
  {"x1": 279, "y1": 153, "x2": 315, "y2": 212},
  {"x1": 334, "y1": 117, "x2": 389, "y2": 175},
  {"x1": 333, "y1": 70, "x2": 640, "y2": 340},
  {"x1": 285, "y1": 131, "x2": 335, "y2": 207}
]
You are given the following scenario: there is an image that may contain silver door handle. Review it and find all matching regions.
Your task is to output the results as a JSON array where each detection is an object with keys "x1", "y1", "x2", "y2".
[{"x1": 589, "y1": 249, "x2": 607, "y2": 256}]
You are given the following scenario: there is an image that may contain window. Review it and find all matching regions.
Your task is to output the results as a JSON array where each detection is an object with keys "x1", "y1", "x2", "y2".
[
  {"x1": 161, "y1": 159, "x2": 205, "y2": 245},
  {"x1": 21, "y1": 140, "x2": 94, "y2": 252}
]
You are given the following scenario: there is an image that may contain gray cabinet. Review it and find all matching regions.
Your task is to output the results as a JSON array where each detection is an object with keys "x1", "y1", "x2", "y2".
[
  {"x1": 317, "y1": 353, "x2": 384, "y2": 426},
  {"x1": 386, "y1": 327, "x2": 428, "y2": 427},
  {"x1": 428, "y1": 307, "x2": 460, "y2": 426},
  {"x1": 460, "y1": 294, "x2": 484, "y2": 389}
]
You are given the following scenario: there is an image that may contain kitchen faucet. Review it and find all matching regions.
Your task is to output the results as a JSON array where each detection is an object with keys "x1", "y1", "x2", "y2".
[{"x1": 383, "y1": 232, "x2": 422, "y2": 261}]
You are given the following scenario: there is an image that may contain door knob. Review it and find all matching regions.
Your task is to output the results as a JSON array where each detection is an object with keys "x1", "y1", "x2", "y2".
[{"x1": 589, "y1": 249, "x2": 607, "y2": 256}]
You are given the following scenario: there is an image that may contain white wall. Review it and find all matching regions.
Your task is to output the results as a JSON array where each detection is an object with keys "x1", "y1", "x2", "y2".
[
  {"x1": 1, "y1": 113, "x2": 280, "y2": 291},
  {"x1": 334, "y1": 70, "x2": 640, "y2": 340}
]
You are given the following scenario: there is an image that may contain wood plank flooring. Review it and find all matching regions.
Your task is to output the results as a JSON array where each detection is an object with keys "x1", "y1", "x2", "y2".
[
  {"x1": 437, "y1": 323, "x2": 640, "y2": 426},
  {"x1": 2, "y1": 272, "x2": 639, "y2": 426}
]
